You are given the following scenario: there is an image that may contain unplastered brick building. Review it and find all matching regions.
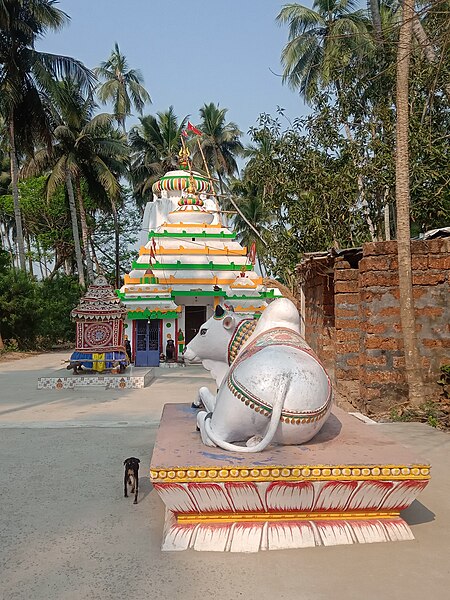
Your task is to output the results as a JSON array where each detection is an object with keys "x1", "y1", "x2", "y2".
[{"x1": 296, "y1": 238, "x2": 450, "y2": 415}]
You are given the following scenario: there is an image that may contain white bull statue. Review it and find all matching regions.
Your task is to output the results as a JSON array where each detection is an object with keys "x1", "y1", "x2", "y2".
[{"x1": 183, "y1": 298, "x2": 332, "y2": 452}]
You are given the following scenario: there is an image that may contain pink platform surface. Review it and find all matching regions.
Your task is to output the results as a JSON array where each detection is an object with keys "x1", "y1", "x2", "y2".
[{"x1": 151, "y1": 404, "x2": 427, "y2": 470}]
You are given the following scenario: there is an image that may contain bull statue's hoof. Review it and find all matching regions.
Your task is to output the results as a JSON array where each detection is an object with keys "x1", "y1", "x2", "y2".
[{"x1": 246, "y1": 435, "x2": 263, "y2": 447}]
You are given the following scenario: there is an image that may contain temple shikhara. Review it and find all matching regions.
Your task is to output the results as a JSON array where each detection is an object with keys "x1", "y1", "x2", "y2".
[{"x1": 118, "y1": 149, "x2": 279, "y2": 367}]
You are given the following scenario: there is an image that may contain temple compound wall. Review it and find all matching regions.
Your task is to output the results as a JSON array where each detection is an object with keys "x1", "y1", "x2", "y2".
[{"x1": 297, "y1": 238, "x2": 450, "y2": 415}]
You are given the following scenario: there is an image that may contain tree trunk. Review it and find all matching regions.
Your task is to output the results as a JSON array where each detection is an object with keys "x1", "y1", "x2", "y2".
[
  {"x1": 340, "y1": 110, "x2": 376, "y2": 241},
  {"x1": 1, "y1": 221, "x2": 15, "y2": 267},
  {"x1": 257, "y1": 256, "x2": 267, "y2": 278},
  {"x1": 0, "y1": 331, "x2": 4, "y2": 351},
  {"x1": 65, "y1": 171, "x2": 85, "y2": 288},
  {"x1": 384, "y1": 186, "x2": 391, "y2": 241},
  {"x1": 395, "y1": 0, "x2": 425, "y2": 406},
  {"x1": 26, "y1": 233, "x2": 33, "y2": 274},
  {"x1": 226, "y1": 194, "x2": 268, "y2": 247},
  {"x1": 90, "y1": 237, "x2": 103, "y2": 273},
  {"x1": 369, "y1": 0, "x2": 383, "y2": 45},
  {"x1": 0, "y1": 221, "x2": 11, "y2": 261},
  {"x1": 48, "y1": 252, "x2": 66, "y2": 281},
  {"x1": 8, "y1": 116, "x2": 26, "y2": 271},
  {"x1": 75, "y1": 178, "x2": 94, "y2": 284},
  {"x1": 110, "y1": 198, "x2": 120, "y2": 289}
]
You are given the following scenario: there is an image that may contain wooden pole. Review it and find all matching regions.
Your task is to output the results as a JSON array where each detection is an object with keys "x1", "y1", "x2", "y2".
[{"x1": 195, "y1": 137, "x2": 222, "y2": 219}]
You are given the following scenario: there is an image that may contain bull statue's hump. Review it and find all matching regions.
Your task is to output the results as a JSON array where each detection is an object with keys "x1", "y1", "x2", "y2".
[{"x1": 185, "y1": 298, "x2": 332, "y2": 452}]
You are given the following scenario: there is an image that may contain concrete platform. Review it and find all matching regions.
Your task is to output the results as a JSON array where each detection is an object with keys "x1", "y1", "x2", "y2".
[
  {"x1": 1, "y1": 353, "x2": 449, "y2": 599},
  {"x1": 37, "y1": 366, "x2": 154, "y2": 390},
  {"x1": 150, "y1": 404, "x2": 430, "y2": 552}
]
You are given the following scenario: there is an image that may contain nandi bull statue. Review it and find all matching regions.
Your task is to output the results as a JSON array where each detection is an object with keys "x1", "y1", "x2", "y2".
[{"x1": 183, "y1": 298, "x2": 332, "y2": 452}]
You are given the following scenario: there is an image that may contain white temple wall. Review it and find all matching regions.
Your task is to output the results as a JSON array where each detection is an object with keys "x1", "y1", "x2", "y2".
[
  {"x1": 149, "y1": 240, "x2": 243, "y2": 251},
  {"x1": 143, "y1": 195, "x2": 220, "y2": 235},
  {"x1": 155, "y1": 255, "x2": 248, "y2": 266},
  {"x1": 146, "y1": 198, "x2": 178, "y2": 231}
]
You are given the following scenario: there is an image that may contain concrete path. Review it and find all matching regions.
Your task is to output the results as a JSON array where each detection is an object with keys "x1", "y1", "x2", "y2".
[{"x1": 0, "y1": 353, "x2": 449, "y2": 600}]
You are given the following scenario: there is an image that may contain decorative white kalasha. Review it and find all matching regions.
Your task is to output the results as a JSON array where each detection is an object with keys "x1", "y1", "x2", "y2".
[{"x1": 183, "y1": 298, "x2": 333, "y2": 452}]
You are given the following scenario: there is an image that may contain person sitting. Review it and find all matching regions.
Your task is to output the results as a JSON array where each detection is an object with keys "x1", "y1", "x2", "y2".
[
  {"x1": 166, "y1": 334, "x2": 175, "y2": 362},
  {"x1": 124, "y1": 335, "x2": 132, "y2": 364}
]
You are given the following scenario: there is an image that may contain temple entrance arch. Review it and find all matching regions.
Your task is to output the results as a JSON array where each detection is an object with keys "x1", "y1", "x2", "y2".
[{"x1": 135, "y1": 319, "x2": 160, "y2": 366}]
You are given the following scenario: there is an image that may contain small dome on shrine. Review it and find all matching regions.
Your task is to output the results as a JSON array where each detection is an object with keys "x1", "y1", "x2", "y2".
[
  {"x1": 152, "y1": 170, "x2": 213, "y2": 196},
  {"x1": 230, "y1": 274, "x2": 258, "y2": 289},
  {"x1": 166, "y1": 172, "x2": 214, "y2": 225}
]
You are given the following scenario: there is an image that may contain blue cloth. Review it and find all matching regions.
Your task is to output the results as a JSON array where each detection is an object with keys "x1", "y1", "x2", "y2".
[{"x1": 70, "y1": 351, "x2": 128, "y2": 370}]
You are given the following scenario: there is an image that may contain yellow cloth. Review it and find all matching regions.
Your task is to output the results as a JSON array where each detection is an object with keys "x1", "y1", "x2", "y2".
[{"x1": 92, "y1": 353, "x2": 105, "y2": 372}]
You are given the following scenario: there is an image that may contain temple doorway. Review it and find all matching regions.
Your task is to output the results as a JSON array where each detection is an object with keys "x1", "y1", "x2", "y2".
[
  {"x1": 185, "y1": 306, "x2": 207, "y2": 344},
  {"x1": 135, "y1": 319, "x2": 160, "y2": 367}
]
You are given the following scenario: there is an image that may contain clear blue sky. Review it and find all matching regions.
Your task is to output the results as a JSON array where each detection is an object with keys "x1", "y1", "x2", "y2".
[{"x1": 37, "y1": 0, "x2": 312, "y2": 141}]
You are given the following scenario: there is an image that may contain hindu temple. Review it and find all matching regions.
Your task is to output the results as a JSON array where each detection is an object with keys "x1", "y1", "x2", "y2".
[{"x1": 118, "y1": 150, "x2": 279, "y2": 367}]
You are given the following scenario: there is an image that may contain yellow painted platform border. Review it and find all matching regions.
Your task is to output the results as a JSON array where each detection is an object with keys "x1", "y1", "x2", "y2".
[
  {"x1": 150, "y1": 464, "x2": 431, "y2": 483},
  {"x1": 177, "y1": 510, "x2": 400, "y2": 524}
]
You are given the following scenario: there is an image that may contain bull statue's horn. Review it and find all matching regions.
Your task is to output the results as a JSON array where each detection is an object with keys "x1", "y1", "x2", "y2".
[{"x1": 214, "y1": 305, "x2": 225, "y2": 319}]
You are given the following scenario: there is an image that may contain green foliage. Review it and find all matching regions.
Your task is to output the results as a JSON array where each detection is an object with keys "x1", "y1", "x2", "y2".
[
  {"x1": 0, "y1": 269, "x2": 42, "y2": 349},
  {"x1": 0, "y1": 245, "x2": 9, "y2": 274},
  {"x1": 438, "y1": 365, "x2": 450, "y2": 400},
  {"x1": 129, "y1": 107, "x2": 188, "y2": 208},
  {"x1": 193, "y1": 103, "x2": 244, "y2": 191},
  {"x1": 91, "y1": 196, "x2": 140, "y2": 283},
  {"x1": 0, "y1": 176, "x2": 75, "y2": 269},
  {"x1": 0, "y1": 266, "x2": 81, "y2": 349},
  {"x1": 277, "y1": 0, "x2": 373, "y2": 102},
  {"x1": 229, "y1": 1, "x2": 450, "y2": 284},
  {"x1": 36, "y1": 275, "x2": 81, "y2": 346},
  {"x1": 389, "y1": 401, "x2": 445, "y2": 429},
  {"x1": 95, "y1": 42, "x2": 151, "y2": 131},
  {"x1": 242, "y1": 110, "x2": 370, "y2": 280}
]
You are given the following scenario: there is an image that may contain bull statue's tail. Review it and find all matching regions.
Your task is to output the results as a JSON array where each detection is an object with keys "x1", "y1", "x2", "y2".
[{"x1": 203, "y1": 374, "x2": 289, "y2": 453}]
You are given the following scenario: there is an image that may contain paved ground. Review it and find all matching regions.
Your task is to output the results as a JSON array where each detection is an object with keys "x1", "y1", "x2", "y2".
[{"x1": 0, "y1": 352, "x2": 449, "y2": 600}]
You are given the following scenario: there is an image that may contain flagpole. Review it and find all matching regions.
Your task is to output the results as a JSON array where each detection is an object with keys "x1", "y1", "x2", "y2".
[{"x1": 194, "y1": 137, "x2": 223, "y2": 224}]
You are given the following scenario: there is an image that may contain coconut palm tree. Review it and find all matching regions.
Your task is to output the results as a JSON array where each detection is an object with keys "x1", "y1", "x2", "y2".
[
  {"x1": 25, "y1": 79, "x2": 129, "y2": 287},
  {"x1": 193, "y1": 103, "x2": 243, "y2": 194},
  {"x1": 129, "y1": 106, "x2": 188, "y2": 210},
  {"x1": 95, "y1": 43, "x2": 151, "y2": 133},
  {"x1": 277, "y1": 1, "x2": 372, "y2": 103},
  {"x1": 0, "y1": 0, "x2": 94, "y2": 271}
]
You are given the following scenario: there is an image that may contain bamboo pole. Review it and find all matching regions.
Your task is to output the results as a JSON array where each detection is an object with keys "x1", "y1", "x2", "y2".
[{"x1": 195, "y1": 137, "x2": 221, "y2": 212}]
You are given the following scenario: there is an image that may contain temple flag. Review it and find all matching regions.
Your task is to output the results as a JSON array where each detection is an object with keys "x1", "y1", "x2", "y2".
[
  {"x1": 181, "y1": 130, "x2": 188, "y2": 138},
  {"x1": 149, "y1": 238, "x2": 157, "y2": 262},
  {"x1": 249, "y1": 242, "x2": 257, "y2": 265},
  {"x1": 187, "y1": 122, "x2": 202, "y2": 136}
]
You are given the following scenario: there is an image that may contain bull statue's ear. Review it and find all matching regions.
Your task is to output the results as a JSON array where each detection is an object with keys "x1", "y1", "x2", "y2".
[
  {"x1": 214, "y1": 305, "x2": 225, "y2": 320},
  {"x1": 223, "y1": 315, "x2": 235, "y2": 330}
]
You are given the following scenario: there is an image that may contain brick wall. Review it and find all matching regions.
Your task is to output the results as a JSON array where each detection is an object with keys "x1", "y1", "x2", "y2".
[
  {"x1": 357, "y1": 239, "x2": 450, "y2": 414},
  {"x1": 333, "y1": 260, "x2": 361, "y2": 408},
  {"x1": 297, "y1": 238, "x2": 450, "y2": 415},
  {"x1": 299, "y1": 265, "x2": 335, "y2": 381}
]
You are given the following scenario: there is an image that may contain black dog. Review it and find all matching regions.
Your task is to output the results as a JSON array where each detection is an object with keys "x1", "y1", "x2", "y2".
[{"x1": 123, "y1": 457, "x2": 140, "y2": 504}]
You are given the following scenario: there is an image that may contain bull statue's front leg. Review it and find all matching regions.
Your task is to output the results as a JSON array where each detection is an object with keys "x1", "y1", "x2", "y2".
[{"x1": 192, "y1": 386, "x2": 217, "y2": 412}]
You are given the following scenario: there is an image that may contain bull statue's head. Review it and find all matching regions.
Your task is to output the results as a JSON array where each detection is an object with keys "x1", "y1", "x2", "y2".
[{"x1": 183, "y1": 305, "x2": 239, "y2": 365}]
